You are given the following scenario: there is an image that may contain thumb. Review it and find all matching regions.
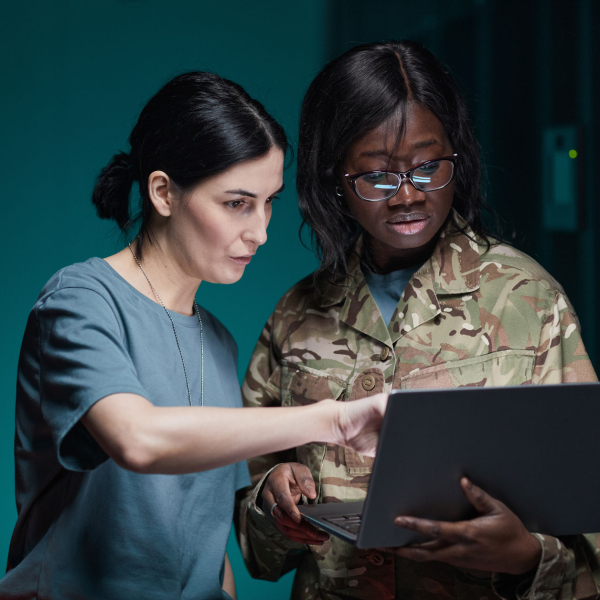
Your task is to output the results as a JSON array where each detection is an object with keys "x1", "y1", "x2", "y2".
[
  {"x1": 337, "y1": 393, "x2": 387, "y2": 453},
  {"x1": 461, "y1": 477, "x2": 498, "y2": 515},
  {"x1": 290, "y1": 464, "x2": 317, "y2": 499},
  {"x1": 365, "y1": 392, "x2": 388, "y2": 417}
]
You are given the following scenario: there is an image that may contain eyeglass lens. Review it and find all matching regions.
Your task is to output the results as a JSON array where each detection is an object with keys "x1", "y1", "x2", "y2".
[{"x1": 355, "y1": 159, "x2": 455, "y2": 200}]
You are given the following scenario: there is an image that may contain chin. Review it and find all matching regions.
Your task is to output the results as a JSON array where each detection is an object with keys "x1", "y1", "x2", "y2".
[
  {"x1": 206, "y1": 269, "x2": 245, "y2": 285},
  {"x1": 383, "y1": 233, "x2": 432, "y2": 251}
]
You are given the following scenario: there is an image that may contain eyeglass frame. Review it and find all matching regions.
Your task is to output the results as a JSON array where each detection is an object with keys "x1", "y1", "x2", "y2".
[{"x1": 343, "y1": 153, "x2": 459, "y2": 202}]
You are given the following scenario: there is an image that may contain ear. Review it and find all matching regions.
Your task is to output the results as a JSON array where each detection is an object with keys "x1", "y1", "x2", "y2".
[{"x1": 147, "y1": 171, "x2": 177, "y2": 218}]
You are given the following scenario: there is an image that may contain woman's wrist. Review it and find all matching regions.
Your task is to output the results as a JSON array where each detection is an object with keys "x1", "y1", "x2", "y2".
[
  {"x1": 303, "y1": 394, "x2": 386, "y2": 456},
  {"x1": 513, "y1": 533, "x2": 543, "y2": 575},
  {"x1": 303, "y1": 400, "x2": 340, "y2": 445}
]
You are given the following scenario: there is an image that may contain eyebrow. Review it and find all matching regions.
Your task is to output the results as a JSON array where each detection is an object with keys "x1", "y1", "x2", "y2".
[
  {"x1": 358, "y1": 150, "x2": 393, "y2": 159},
  {"x1": 358, "y1": 138, "x2": 441, "y2": 158},
  {"x1": 224, "y1": 189, "x2": 257, "y2": 198},
  {"x1": 224, "y1": 183, "x2": 285, "y2": 198},
  {"x1": 412, "y1": 138, "x2": 441, "y2": 149}
]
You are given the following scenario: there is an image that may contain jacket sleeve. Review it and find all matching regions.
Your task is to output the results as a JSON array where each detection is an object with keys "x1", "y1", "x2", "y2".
[
  {"x1": 532, "y1": 291, "x2": 598, "y2": 385},
  {"x1": 235, "y1": 313, "x2": 307, "y2": 581},
  {"x1": 493, "y1": 291, "x2": 599, "y2": 600}
]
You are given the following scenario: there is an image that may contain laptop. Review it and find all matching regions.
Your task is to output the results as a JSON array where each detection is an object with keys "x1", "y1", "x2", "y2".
[{"x1": 298, "y1": 383, "x2": 600, "y2": 549}]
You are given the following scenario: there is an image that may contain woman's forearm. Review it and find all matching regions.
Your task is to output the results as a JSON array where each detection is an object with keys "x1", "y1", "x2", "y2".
[
  {"x1": 138, "y1": 398, "x2": 341, "y2": 473},
  {"x1": 83, "y1": 392, "x2": 348, "y2": 474},
  {"x1": 222, "y1": 553, "x2": 236, "y2": 599}
]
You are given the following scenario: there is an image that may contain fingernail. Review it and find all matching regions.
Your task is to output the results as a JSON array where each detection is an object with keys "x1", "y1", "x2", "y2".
[
  {"x1": 395, "y1": 517, "x2": 407, "y2": 526},
  {"x1": 307, "y1": 486, "x2": 315, "y2": 497},
  {"x1": 294, "y1": 513, "x2": 302, "y2": 523}
]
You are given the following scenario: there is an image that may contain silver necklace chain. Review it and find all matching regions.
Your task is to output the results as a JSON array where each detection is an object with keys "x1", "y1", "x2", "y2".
[{"x1": 128, "y1": 243, "x2": 204, "y2": 407}]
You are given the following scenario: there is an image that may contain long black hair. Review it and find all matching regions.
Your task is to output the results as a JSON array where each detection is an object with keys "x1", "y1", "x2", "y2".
[
  {"x1": 297, "y1": 40, "x2": 497, "y2": 283},
  {"x1": 92, "y1": 71, "x2": 288, "y2": 257}
]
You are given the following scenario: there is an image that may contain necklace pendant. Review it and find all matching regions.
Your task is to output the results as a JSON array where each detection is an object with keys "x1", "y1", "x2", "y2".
[{"x1": 128, "y1": 242, "x2": 204, "y2": 407}]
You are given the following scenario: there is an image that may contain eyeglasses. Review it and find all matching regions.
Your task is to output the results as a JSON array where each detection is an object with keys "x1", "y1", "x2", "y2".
[{"x1": 344, "y1": 154, "x2": 458, "y2": 202}]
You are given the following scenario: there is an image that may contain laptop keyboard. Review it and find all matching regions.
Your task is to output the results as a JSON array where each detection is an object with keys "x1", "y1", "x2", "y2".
[{"x1": 323, "y1": 513, "x2": 362, "y2": 535}]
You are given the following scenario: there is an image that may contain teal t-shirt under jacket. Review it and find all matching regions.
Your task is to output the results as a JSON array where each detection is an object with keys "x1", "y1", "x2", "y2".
[{"x1": 363, "y1": 262, "x2": 423, "y2": 326}]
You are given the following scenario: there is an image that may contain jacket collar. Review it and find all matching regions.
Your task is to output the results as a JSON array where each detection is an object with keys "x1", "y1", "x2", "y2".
[
  {"x1": 316, "y1": 211, "x2": 482, "y2": 346},
  {"x1": 429, "y1": 211, "x2": 481, "y2": 295}
]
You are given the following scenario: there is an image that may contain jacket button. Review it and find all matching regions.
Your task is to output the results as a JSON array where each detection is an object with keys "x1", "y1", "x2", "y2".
[
  {"x1": 369, "y1": 551, "x2": 384, "y2": 566},
  {"x1": 380, "y1": 347, "x2": 390, "y2": 361},
  {"x1": 362, "y1": 375, "x2": 376, "y2": 391}
]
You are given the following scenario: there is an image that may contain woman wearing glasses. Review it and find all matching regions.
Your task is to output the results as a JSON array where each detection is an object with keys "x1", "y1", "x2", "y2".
[
  {"x1": 238, "y1": 41, "x2": 598, "y2": 600},
  {"x1": 0, "y1": 72, "x2": 388, "y2": 600}
]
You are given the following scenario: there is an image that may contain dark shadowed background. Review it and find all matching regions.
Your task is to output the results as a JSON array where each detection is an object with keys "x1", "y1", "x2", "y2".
[{"x1": 1, "y1": 1, "x2": 598, "y2": 597}]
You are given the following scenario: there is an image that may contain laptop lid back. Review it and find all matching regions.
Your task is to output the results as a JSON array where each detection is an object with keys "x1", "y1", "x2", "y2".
[{"x1": 357, "y1": 383, "x2": 600, "y2": 549}]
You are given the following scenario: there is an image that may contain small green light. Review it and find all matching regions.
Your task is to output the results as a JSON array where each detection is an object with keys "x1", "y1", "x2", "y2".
[{"x1": 569, "y1": 149, "x2": 578, "y2": 159}]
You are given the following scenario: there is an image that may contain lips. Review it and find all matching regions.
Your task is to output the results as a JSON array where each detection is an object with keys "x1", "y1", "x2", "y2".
[
  {"x1": 230, "y1": 255, "x2": 253, "y2": 266},
  {"x1": 386, "y1": 213, "x2": 430, "y2": 235}
]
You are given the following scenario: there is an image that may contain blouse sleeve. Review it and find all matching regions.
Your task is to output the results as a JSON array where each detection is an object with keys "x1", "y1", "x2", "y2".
[{"x1": 36, "y1": 286, "x2": 149, "y2": 471}]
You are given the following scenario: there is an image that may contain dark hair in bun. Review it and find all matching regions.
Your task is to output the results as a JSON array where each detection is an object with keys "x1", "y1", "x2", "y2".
[{"x1": 92, "y1": 72, "x2": 288, "y2": 255}]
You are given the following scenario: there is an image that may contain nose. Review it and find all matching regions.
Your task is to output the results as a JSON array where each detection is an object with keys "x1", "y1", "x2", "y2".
[
  {"x1": 388, "y1": 175, "x2": 426, "y2": 207},
  {"x1": 243, "y1": 208, "x2": 268, "y2": 247}
]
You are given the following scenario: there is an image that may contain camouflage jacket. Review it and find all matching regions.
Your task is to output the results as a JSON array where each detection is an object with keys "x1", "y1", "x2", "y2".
[{"x1": 238, "y1": 213, "x2": 599, "y2": 600}]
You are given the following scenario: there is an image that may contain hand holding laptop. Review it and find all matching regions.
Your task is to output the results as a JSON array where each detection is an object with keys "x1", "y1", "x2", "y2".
[
  {"x1": 391, "y1": 477, "x2": 542, "y2": 575},
  {"x1": 261, "y1": 463, "x2": 328, "y2": 546}
]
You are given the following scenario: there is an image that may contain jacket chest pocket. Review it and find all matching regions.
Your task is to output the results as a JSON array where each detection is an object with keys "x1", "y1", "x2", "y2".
[
  {"x1": 398, "y1": 349, "x2": 536, "y2": 390},
  {"x1": 282, "y1": 365, "x2": 346, "y2": 407}
]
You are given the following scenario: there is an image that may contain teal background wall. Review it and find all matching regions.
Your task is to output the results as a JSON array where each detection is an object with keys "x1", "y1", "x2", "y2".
[{"x1": 1, "y1": 1, "x2": 598, "y2": 598}]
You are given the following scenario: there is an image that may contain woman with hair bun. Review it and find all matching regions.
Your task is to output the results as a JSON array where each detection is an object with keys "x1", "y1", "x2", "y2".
[
  {"x1": 239, "y1": 41, "x2": 599, "y2": 600},
  {"x1": 1, "y1": 72, "x2": 388, "y2": 599}
]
